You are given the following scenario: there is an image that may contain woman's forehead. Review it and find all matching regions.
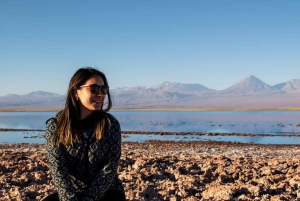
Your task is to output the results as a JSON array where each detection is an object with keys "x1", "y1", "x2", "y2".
[{"x1": 84, "y1": 75, "x2": 104, "y2": 84}]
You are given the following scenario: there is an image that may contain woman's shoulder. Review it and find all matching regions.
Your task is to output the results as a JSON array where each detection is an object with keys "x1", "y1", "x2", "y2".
[
  {"x1": 45, "y1": 117, "x2": 57, "y2": 133},
  {"x1": 105, "y1": 112, "x2": 120, "y2": 125},
  {"x1": 105, "y1": 112, "x2": 117, "y2": 120},
  {"x1": 45, "y1": 110, "x2": 62, "y2": 129},
  {"x1": 46, "y1": 117, "x2": 57, "y2": 125}
]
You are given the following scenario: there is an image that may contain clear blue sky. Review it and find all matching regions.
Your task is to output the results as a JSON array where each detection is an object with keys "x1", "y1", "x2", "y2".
[{"x1": 0, "y1": 0, "x2": 299, "y2": 96}]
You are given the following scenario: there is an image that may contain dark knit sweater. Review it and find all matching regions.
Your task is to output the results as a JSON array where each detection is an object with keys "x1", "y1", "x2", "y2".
[{"x1": 45, "y1": 112, "x2": 124, "y2": 201}]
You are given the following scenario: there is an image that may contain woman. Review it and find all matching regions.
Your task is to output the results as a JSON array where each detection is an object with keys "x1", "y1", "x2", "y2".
[{"x1": 43, "y1": 67, "x2": 125, "y2": 201}]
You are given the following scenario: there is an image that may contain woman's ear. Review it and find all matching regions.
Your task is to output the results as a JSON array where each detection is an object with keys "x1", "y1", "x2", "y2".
[{"x1": 74, "y1": 90, "x2": 79, "y2": 101}]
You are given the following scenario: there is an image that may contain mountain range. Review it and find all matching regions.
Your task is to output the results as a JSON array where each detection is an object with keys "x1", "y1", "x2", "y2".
[{"x1": 1, "y1": 75, "x2": 300, "y2": 108}]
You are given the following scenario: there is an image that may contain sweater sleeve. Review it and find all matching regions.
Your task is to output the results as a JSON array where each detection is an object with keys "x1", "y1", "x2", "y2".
[
  {"x1": 45, "y1": 118, "x2": 80, "y2": 201},
  {"x1": 86, "y1": 117, "x2": 122, "y2": 200}
]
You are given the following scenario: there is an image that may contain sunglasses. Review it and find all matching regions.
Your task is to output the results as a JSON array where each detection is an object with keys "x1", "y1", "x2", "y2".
[{"x1": 79, "y1": 84, "x2": 109, "y2": 95}]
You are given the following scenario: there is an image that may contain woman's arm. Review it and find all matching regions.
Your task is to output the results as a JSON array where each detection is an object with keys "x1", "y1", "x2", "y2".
[
  {"x1": 86, "y1": 117, "x2": 122, "y2": 200},
  {"x1": 45, "y1": 118, "x2": 80, "y2": 201}
]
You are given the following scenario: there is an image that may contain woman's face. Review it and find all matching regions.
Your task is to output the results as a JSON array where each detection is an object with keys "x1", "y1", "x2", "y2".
[{"x1": 75, "y1": 75, "x2": 106, "y2": 119}]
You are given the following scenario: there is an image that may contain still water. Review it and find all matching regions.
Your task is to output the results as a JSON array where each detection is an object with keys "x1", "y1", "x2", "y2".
[{"x1": 1, "y1": 110, "x2": 300, "y2": 144}]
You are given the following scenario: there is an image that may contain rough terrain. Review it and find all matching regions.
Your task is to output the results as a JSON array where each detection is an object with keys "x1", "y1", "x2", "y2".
[{"x1": 1, "y1": 141, "x2": 300, "y2": 201}]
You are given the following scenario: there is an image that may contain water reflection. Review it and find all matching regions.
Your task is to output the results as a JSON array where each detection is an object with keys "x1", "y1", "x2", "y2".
[
  {"x1": 112, "y1": 110, "x2": 300, "y2": 134},
  {"x1": 1, "y1": 110, "x2": 300, "y2": 134},
  {"x1": 0, "y1": 112, "x2": 55, "y2": 130}
]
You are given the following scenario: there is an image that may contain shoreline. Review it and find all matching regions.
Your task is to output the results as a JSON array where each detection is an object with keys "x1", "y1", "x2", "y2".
[
  {"x1": 1, "y1": 141, "x2": 300, "y2": 200},
  {"x1": 2, "y1": 128, "x2": 300, "y2": 137},
  {"x1": 2, "y1": 107, "x2": 300, "y2": 112},
  {"x1": 1, "y1": 140, "x2": 300, "y2": 149}
]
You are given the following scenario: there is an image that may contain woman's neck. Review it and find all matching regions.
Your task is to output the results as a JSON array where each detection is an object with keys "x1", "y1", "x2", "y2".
[
  {"x1": 80, "y1": 110, "x2": 93, "y2": 120},
  {"x1": 78, "y1": 113, "x2": 95, "y2": 130}
]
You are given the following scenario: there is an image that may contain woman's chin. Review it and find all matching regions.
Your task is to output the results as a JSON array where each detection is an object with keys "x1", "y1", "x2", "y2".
[{"x1": 91, "y1": 104, "x2": 102, "y2": 111}]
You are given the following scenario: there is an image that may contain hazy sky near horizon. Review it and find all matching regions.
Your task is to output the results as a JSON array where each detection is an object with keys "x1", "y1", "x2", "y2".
[{"x1": 0, "y1": 1, "x2": 299, "y2": 96}]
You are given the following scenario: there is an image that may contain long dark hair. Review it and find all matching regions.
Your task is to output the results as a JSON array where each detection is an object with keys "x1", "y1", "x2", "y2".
[{"x1": 52, "y1": 67, "x2": 112, "y2": 146}]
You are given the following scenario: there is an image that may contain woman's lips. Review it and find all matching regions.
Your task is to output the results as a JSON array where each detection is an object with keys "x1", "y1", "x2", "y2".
[{"x1": 92, "y1": 100, "x2": 102, "y2": 103}]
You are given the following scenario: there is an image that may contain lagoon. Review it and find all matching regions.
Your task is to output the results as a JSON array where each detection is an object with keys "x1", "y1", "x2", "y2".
[{"x1": 1, "y1": 110, "x2": 300, "y2": 144}]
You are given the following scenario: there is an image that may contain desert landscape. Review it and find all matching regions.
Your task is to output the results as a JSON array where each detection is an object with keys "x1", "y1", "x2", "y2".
[
  {"x1": 1, "y1": 2, "x2": 299, "y2": 200},
  {"x1": 1, "y1": 140, "x2": 300, "y2": 201}
]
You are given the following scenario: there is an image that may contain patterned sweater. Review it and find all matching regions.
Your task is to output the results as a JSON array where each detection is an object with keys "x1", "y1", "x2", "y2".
[{"x1": 45, "y1": 113, "x2": 124, "y2": 201}]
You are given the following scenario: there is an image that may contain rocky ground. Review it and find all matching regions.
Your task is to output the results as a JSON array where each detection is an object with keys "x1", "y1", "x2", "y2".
[{"x1": 1, "y1": 141, "x2": 300, "y2": 201}]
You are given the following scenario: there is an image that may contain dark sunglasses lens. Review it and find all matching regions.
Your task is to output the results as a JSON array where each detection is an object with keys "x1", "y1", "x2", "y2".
[
  {"x1": 89, "y1": 85, "x2": 109, "y2": 94},
  {"x1": 101, "y1": 85, "x2": 109, "y2": 94},
  {"x1": 90, "y1": 85, "x2": 100, "y2": 94}
]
